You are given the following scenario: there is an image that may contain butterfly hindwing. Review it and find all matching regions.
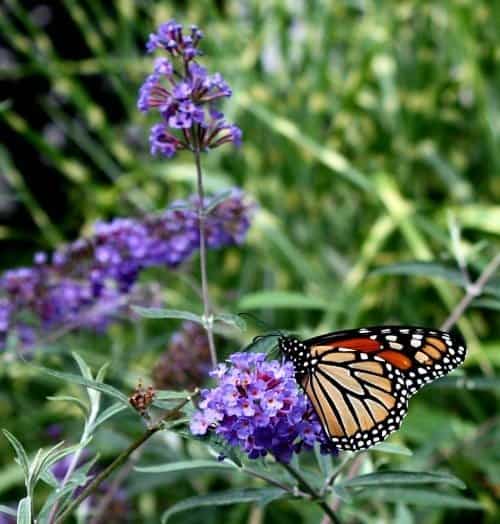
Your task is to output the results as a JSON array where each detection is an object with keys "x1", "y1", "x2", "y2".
[{"x1": 279, "y1": 326, "x2": 466, "y2": 451}]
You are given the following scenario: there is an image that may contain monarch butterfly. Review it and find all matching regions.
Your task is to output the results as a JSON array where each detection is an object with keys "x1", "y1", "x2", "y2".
[{"x1": 278, "y1": 326, "x2": 466, "y2": 450}]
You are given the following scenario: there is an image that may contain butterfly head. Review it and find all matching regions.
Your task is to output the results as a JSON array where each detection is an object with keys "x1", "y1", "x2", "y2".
[{"x1": 278, "y1": 335, "x2": 310, "y2": 375}]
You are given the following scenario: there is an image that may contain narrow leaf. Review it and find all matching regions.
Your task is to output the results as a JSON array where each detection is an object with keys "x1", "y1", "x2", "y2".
[
  {"x1": 370, "y1": 443, "x2": 413, "y2": 456},
  {"x1": 72, "y1": 352, "x2": 93, "y2": 380},
  {"x1": 155, "y1": 390, "x2": 191, "y2": 401},
  {"x1": 214, "y1": 313, "x2": 247, "y2": 331},
  {"x1": 131, "y1": 306, "x2": 202, "y2": 323},
  {"x1": 39, "y1": 468, "x2": 59, "y2": 488},
  {"x1": 2, "y1": 430, "x2": 29, "y2": 479},
  {"x1": 16, "y1": 497, "x2": 31, "y2": 524},
  {"x1": 136, "y1": 460, "x2": 235, "y2": 474},
  {"x1": 91, "y1": 402, "x2": 128, "y2": 431},
  {"x1": 161, "y1": 488, "x2": 284, "y2": 523},
  {"x1": 431, "y1": 376, "x2": 500, "y2": 391},
  {"x1": 0, "y1": 505, "x2": 17, "y2": 517},
  {"x1": 46, "y1": 395, "x2": 89, "y2": 415},
  {"x1": 353, "y1": 487, "x2": 481, "y2": 509},
  {"x1": 341, "y1": 471, "x2": 466, "y2": 490},
  {"x1": 36, "y1": 366, "x2": 129, "y2": 405}
]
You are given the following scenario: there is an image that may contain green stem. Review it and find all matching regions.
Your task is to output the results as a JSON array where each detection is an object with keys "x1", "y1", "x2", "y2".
[
  {"x1": 193, "y1": 144, "x2": 217, "y2": 368},
  {"x1": 54, "y1": 396, "x2": 193, "y2": 524},
  {"x1": 281, "y1": 462, "x2": 342, "y2": 524}
]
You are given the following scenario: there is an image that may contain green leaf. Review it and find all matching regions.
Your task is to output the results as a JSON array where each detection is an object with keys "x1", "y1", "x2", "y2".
[
  {"x1": 95, "y1": 362, "x2": 110, "y2": 383},
  {"x1": 332, "y1": 485, "x2": 353, "y2": 503},
  {"x1": 353, "y1": 487, "x2": 482, "y2": 509},
  {"x1": 340, "y1": 471, "x2": 466, "y2": 490},
  {"x1": 370, "y1": 443, "x2": 413, "y2": 456},
  {"x1": 91, "y1": 402, "x2": 128, "y2": 431},
  {"x1": 214, "y1": 313, "x2": 247, "y2": 331},
  {"x1": 38, "y1": 474, "x2": 91, "y2": 521},
  {"x1": 131, "y1": 306, "x2": 202, "y2": 323},
  {"x1": 155, "y1": 390, "x2": 191, "y2": 401},
  {"x1": 0, "y1": 505, "x2": 17, "y2": 517},
  {"x1": 72, "y1": 352, "x2": 93, "y2": 380},
  {"x1": 2, "y1": 430, "x2": 29, "y2": 480},
  {"x1": 161, "y1": 488, "x2": 285, "y2": 523},
  {"x1": 39, "y1": 468, "x2": 59, "y2": 488},
  {"x1": 16, "y1": 497, "x2": 31, "y2": 524},
  {"x1": 35, "y1": 365, "x2": 129, "y2": 405},
  {"x1": 46, "y1": 395, "x2": 89, "y2": 416},
  {"x1": 238, "y1": 291, "x2": 328, "y2": 310},
  {"x1": 36, "y1": 441, "x2": 90, "y2": 484},
  {"x1": 135, "y1": 460, "x2": 236, "y2": 474},
  {"x1": 243, "y1": 101, "x2": 370, "y2": 191},
  {"x1": 431, "y1": 376, "x2": 500, "y2": 391}
]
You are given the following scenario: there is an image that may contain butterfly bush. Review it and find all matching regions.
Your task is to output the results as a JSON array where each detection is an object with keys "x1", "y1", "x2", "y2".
[
  {"x1": 190, "y1": 352, "x2": 338, "y2": 463},
  {"x1": 138, "y1": 19, "x2": 241, "y2": 157},
  {"x1": 0, "y1": 189, "x2": 253, "y2": 349}
]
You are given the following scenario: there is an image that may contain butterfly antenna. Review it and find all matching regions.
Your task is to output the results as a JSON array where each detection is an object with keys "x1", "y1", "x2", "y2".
[{"x1": 237, "y1": 312, "x2": 285, "y2": 338}]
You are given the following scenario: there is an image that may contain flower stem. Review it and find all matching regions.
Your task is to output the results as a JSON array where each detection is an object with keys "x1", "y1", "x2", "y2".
[
  {"x1": 54, "y1": 396, "x2": 193, "y2": 524},
  {"x1": 281, "y1": 462, "x2": 342, "y2": 524},
  {"x1": 193, "y1": 144, "x2": 217, "y2": 368},
  {"x1": 440, "y1": 252, "x2": 500, "y2": 331}
]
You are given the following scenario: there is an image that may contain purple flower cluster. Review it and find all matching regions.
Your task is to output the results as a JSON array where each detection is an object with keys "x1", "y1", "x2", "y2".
[
  {"x1": 0, "y1": 189, "x2": 253, "y2": 349},
  {"x1": 139, "y1": 20, "x2": 241, "y2": 157},
  {"x1": 190, "y1": 353, "x2": 338, "y2": 463}
]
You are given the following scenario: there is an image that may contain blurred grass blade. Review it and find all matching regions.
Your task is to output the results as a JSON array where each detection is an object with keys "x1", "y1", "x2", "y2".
[
  {"x1": 238, "y1": 291, "x2": 328, "y2": 310},
  {"x1": 0, "y1": 146, "x2": 63, "y2": 246},
  {"x1": 372, "y1": 261, "x2": 500, "y2": 298},
  {"x1": 241, "y1": 98, "x2": 371, "y2": 191}
]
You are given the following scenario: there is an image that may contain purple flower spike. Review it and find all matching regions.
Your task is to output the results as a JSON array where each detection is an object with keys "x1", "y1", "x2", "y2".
[
  {"x1": 0, "y1": 190, "x2": 254, "y2": 350},
  {"x1": 190, "y1": 352, "x2": 338, "y2": 463},
  {"x1": 138, "y1": 20, "x2": 241, "y2": 157}
]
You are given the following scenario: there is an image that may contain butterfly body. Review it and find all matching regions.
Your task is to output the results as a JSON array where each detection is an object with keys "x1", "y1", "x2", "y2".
[{"x1": 278, "y1": 326, "x2": 466, "y2": 451}]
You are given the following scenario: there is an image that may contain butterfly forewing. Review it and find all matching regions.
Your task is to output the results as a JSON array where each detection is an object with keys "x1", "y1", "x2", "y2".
[{"x1": 280, "y1": 326, "x2": 466, "y2": 451}]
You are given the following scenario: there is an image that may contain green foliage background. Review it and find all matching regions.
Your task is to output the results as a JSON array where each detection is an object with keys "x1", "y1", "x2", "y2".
[{"x1": 0, "y1": 1, "x2": 499, "y2": 523}]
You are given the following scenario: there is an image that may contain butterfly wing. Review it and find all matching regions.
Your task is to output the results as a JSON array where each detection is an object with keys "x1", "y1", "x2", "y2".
[{"x1": 299, "y1": 326, "x2": 466, "y2": 450}]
